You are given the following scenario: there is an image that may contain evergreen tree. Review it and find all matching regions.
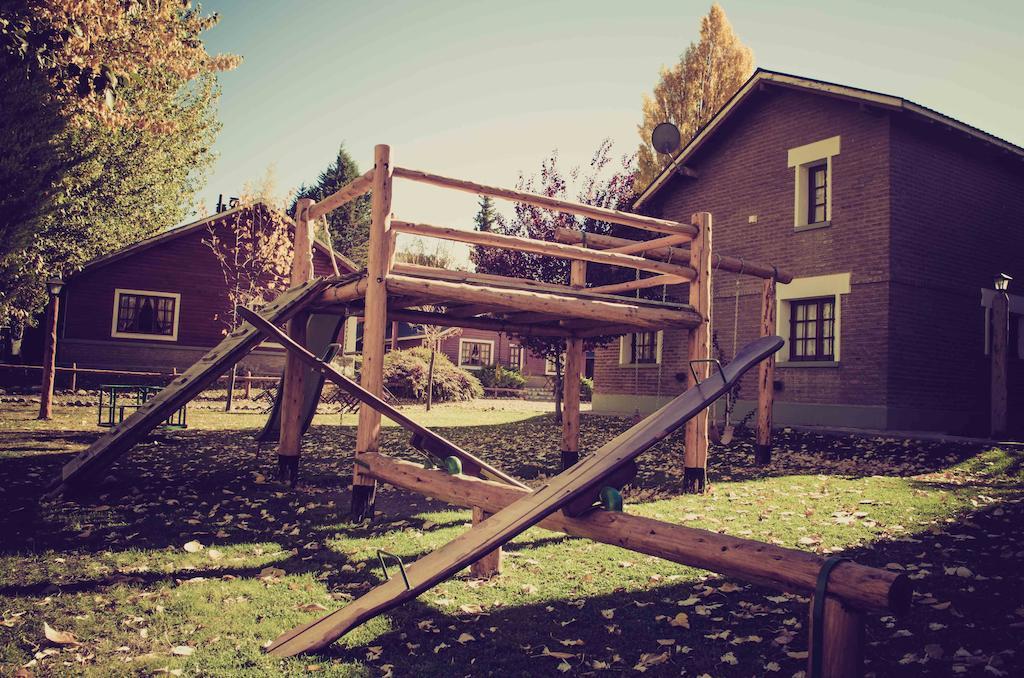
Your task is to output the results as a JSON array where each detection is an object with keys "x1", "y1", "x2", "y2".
[
  {"x1": 293, "y1": 144, "x2": 372, "y2": 266},
  {"x1": 473, "y1": 195, "x2": 498, "y2": 232},
  {"x1": 635, "y1": 3, "x2": 754, "y2": 190}
]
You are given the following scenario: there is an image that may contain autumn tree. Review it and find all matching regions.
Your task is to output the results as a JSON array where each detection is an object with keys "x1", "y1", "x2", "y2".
[
  {"x1": 0, "y1": 1, "x2": 238, "y2": 329},
  {"x1": 393, "y1": 240, "x2": 458, "y2": 270},
  {"x1": 472, "y1": 140, "x2": 635, "y2": 420},
  {"x1": 203, "y1": 170, "x2": 293, "y2": 410},
  {"x1": 293, "y1": 144, "x2": 371, "y2": 266},
  {"x1": 635, "y1": 3, "x2": 754, "y2": 189}
]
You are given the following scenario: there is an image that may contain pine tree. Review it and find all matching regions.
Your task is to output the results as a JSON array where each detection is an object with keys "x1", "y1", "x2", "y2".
[
  {"x1": 635, "y1": 3, "x2": 754, "y2": 190},
  {"x1": 293, "y1": 144, "x2": 371, "y2": 265},
  {"x1": 474, "y1": 195, "x2": 498, "y2": 232}
]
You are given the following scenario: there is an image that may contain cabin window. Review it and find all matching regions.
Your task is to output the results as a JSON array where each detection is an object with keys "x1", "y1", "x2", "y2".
[
  {"x1": 544, "y1": 353, "x2": 566, "y2": 376},
  {"x1": 508, "y1": 344, "x2": 524, "y2": 370},
  {"x1": 111, "y1": 289, "x2": 181, "y2": 341},
  {"x1": 618, "y1": 330, "x2": 663, "y2": 366},
  {"x1": 788, "y1": 297, "x2": 835, "y2": 362},
  {"x1": 458, "y1": 339, "x2": 493, "y2": 369},
  {"x1": 787, "y1": 136, "x2": 840, "y2": 229}
]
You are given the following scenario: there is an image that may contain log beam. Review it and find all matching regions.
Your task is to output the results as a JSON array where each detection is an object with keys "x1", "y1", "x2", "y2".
[
  {"x1": 393, "y1": 166, "x2": 697, "y2": 237},
  {"x1": 391, "y1": 220, "x2": 696, "y2": 280},
  {"x1": 607, "y1": 233, "x2": 690, "y2": 255},
  {"x1": 351, "y1": 144, "x2": 392, "y2": 521},
  {"x1": 588, "y1": 274, "x2": 685, "y2": 295},
  {"x1": 382, "y1": 309, "x2": 573, "y2": 337},
  {"x1": 359, "y1": 453, "x2": 911, "y2": 615},
  {"x1": 554, "y1": 227, "x2": 794, "y2": 284},
  {"x1": 683, "y1": 212, "x2": 712, "y2": 493},
  {"x1": 307, "y1": 170, "x2": 374, "y2": 221},
  {"x1": 756, "y1": 276, "x2": 777, "y2": 464},
  {"x1": 385, "y1": 274, "x2": 701, "y2": 330}
]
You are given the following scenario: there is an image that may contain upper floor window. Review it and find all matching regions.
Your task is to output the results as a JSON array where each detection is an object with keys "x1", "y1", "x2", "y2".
[
  {"x1": 789, "y1": 297, "x2": 835, "y2": 362},
  {"x1": 458, "y1": 339, "x2": 493, "y2": 369},
  {"x1": 787, "y1": 136, "x2": 840, "y2": 229},
  {"x1": 808, "y1": 162, "x2": 828, "y2": 225},
  {"x1": 111, "y1": 289, "x2": 181, "y2": 341}
]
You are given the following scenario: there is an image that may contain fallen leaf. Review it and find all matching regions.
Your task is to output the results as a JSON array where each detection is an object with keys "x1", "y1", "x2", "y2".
[
  {"x1": 669, "y1": 612, "x2": 690, "y2": 629},
  {"x1": 43, "y1": 622, "x2": 80, "y2": 646},
  {"x1": 171, "y1": 645, "x2": 195, "y2": 656},
  {"x1": 183, "y1": 541, "x2": 203, "y2": 553}
]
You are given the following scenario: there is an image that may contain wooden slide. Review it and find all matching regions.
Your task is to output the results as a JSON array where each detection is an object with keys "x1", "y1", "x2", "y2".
[
  {"x1": 237, "y1": 306, "x2": 528, "y2": 489},
  {"x1": 44, "y1": 277, "x2": 338, "y2": 497},
  {"x1": 262, "y1": 332, "x2": 783, "y2": 656}
]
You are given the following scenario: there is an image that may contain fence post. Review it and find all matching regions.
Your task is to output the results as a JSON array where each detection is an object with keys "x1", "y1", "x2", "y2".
[
  {"x1": 70, "y1": 362, "x2": 78, "y2": 392},
  {"x1": 245, "y1": 369, "x2": 253, "y2": 399}
]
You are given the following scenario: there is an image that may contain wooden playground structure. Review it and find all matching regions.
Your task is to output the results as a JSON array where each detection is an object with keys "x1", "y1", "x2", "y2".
[{"x1": 47, "y1": 145, "x2": 909, "y2": 676}]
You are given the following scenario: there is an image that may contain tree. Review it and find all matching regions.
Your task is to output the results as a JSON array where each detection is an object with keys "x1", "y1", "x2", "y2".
[
  {"x1": 635, "y1": 3, "x2": 753, "y2": 190},
  {"x1": 293, "y1": 144, "x2": 371, "y2": 266},
  {"x1": 0, "y1": 1, "x2": 237, "y2": 329},
  {"x1": 203, "y1": 169, "x2": 293, "y2": 410},
  {"x1": 394, "y1": 240, "x2": 458, "y2": 270},
  {"x1": 474, "y1": 195, "x2": 498, "y2": 232},
  {"x1": 472, "y1": 140, "x2": 635, "y2": 420}
]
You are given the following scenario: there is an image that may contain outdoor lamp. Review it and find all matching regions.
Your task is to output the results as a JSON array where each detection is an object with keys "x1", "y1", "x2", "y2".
[
  {"x1": 994, "y1": 273, "x2": 1012, "y2": 292},
  {"x1": 46, "y1": 277, "x2": 64, "y2": 296}
]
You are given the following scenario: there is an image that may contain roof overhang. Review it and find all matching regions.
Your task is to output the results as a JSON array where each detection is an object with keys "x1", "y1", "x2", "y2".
[{"x1": 634, "y1": 69, "x2": 1024, "y2": 209}]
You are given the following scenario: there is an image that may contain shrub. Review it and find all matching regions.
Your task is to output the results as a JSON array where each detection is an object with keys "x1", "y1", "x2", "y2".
[
  {"x1": 579, "y1": 376, "x2": 594, "y2": 401},
  {"x1": 383, "y1": 347, "x2": 482, "y2": 403},
  {"x1": 479, "y1": 364, "x2": 526, "y2": 390}
]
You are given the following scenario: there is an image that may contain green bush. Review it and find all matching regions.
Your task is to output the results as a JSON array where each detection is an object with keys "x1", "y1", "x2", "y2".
[
  {"x1": 579, "y1": 376, "x2": 594, "y2": 401},
  {"x1": 383, "y1": 347, "x2": 482, "y2": 403},
  {"x1": 479, "y1": 364, "x2": 526, "y2": 390}
]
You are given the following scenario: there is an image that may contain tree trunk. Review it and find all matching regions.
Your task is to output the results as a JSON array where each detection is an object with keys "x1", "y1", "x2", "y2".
[
  {"x1": 553, "y1": 353, "x2": 563, "y2": 424},
  {"x1": 426, "y1": 345, "x2": 436, "y2": 411},
  {"x1": 225, "y1": 364, "x2": 236, "y2": 412}
]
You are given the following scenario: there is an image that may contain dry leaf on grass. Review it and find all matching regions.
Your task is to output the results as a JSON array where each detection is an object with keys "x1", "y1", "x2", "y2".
[
  {"x1": 43, "y1": 622, "x2": 80, "y2": 646},
  {"x1": 171, "y1": 645, "x2": 195, "y2": 656},
  {"x1": 183, "y1": 541, "x2": 203, "y2": 553},
  {"x1": 669, "y1": 612, "x2": 690, "y2": 629}
]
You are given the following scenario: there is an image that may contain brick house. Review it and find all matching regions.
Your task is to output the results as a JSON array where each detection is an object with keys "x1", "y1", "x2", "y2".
[
  {"x1": 593, "y1": 69, "x2": 1024, "y2": 434},
  {"x1": 56, "y1": 204, "x2": 357, "y2": 376}
]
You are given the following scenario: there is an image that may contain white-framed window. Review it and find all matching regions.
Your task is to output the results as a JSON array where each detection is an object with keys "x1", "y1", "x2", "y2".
[
  {"x1": 787, "y1": 135, "x2": 840, "y2": 229},
  {"x1": 111, "y1": 289, "x2": 181, "y2": 341},
  {"x1": 618, "y1": 330, "x2": 663, "y2": 366},
  {"x1": 545, "y1": 353, "x2": 566, "y2": 376},
  {"x1": 776, "y1": 273, "x2": 850, "y2": 364},
  {"x1": 458, "y1": 338, "x2": 494, "y2": 369},
  {"x1": 507, "y1": 344, "x2": 524, "y2": 370}
]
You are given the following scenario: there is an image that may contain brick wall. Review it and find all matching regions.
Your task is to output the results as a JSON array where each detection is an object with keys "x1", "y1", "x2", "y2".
[{"x1": 596, "y1": 86, "x2": 893, "y2": 417}]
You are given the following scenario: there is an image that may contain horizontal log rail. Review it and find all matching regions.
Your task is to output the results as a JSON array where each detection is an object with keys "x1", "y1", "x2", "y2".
[
  {"x1": 390, "y1": 263, "x2": 692, "y2": 310},
  {"x1": 588, "y1": 274, "x2": 686, "y2": 295},
  {"x1": 391, "y1": 220, "x2": 697, "y2": 281},
  {"x1": 317, "y1": 276, "x2": 370, "y2": 305},
  {"x1": 554, "y1": 227, "x2": 795, "y2": 284},
  {"x1": 385, "y1": 274, "x2": 702, "y2": 330},
  {"x1": 0, "y1": 363, "x2": 280, "y2": 383},
  {"x1": 381, "y1": 308, "x2": 573, "y2": 337},
  {"x1": 307, "y1": 170, "x2": 375, "y2": 221},
  {"x1": 393, "y1": 166, "x2": 697, "y2": 238},
  {"x1": 360, "y1": 453, "x2": 911, "y2": 615},
  {"x1": 607, "y1": 232, "x2": 691, "y2": 255}
]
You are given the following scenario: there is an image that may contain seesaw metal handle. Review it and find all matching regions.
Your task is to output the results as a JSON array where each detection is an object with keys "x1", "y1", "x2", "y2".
[
  {"x1": 688, "y1": 358, "x2": 727, "y2": 389},
  {"x1": 376, "y1": 550, "x2": 411, "y2": 590}
]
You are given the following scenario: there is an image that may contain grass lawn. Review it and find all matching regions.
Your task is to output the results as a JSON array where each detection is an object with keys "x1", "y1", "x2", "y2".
[{"x1": 0, "y1": 399, "x2": 1021, "y2": 676}]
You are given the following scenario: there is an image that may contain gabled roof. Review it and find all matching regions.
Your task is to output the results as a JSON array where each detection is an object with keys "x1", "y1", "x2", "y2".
[
  {"x1": 634, "y1": 68, "x2": 1024, "y2": 209},
  {"x1": 70, "y1": 202, "x2": 359, "y2": 279}
]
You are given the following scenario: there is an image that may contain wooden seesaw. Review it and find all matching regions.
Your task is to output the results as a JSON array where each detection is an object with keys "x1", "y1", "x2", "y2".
[{"x1": 240, "y1": 309, "x2": 909, "y2": 677}]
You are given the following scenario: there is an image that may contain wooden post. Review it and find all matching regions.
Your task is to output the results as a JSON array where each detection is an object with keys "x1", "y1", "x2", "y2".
[
  {"x1": 991, "y1": 292, "x2": 1009, "y2": 438},
  {"x1": 278, "y1": 197, "x2": 315, "y2": 485},
  {"x1": 70, "y1": 362, "x2": 77, "y2": 392},
  {"x1": 390, "y1": 320, "x2": 399, "y2": 352},
  {"x1": 806, "y1": 595, "x2": 865, "y2": 678},
  {"x1": 351, "y1": 144, "x2": 391, "y2": 521},
  {"x1": 755, "y1": 276, "x2": 776, "y2": 464},
  {"x1": 244, "y1": 369, "x2": 253, "y2": 399},
  {"x1": 469, "y1": 506, "x2": 503, "y2": 577},
  {"x1": 37, "y1": 288, "x2": 60, "y2": 420},
  {"x1": 561, "y1": 259, "x2": 586, "y2": 469},
  {"x1": 683, "y1": 212, "x2": 712, "y2": 492}
]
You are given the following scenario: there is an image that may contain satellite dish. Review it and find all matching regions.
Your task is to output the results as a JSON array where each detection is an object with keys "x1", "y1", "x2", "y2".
[{"x1": 651, "y1": 122, "x2": 681, "y2": 155}]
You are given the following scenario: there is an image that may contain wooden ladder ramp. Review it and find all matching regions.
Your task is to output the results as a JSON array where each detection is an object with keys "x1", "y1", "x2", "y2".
[{"x1": 43, "y1": 277, "x2": 339, "y2": 497}]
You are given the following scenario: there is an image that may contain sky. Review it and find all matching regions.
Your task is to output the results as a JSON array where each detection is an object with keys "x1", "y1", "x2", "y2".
[{"x1": 196, "y1": 0, "x2": 1024, "y2": 261}]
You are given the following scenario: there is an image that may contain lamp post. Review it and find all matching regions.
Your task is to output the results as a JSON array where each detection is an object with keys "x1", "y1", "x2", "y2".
[
  {"x1": 38, "y1": 277, "x2": 64, "y2": 420},
  {"x1": 990, "y1": 273, "x2": 1011, "y2": 438}
]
